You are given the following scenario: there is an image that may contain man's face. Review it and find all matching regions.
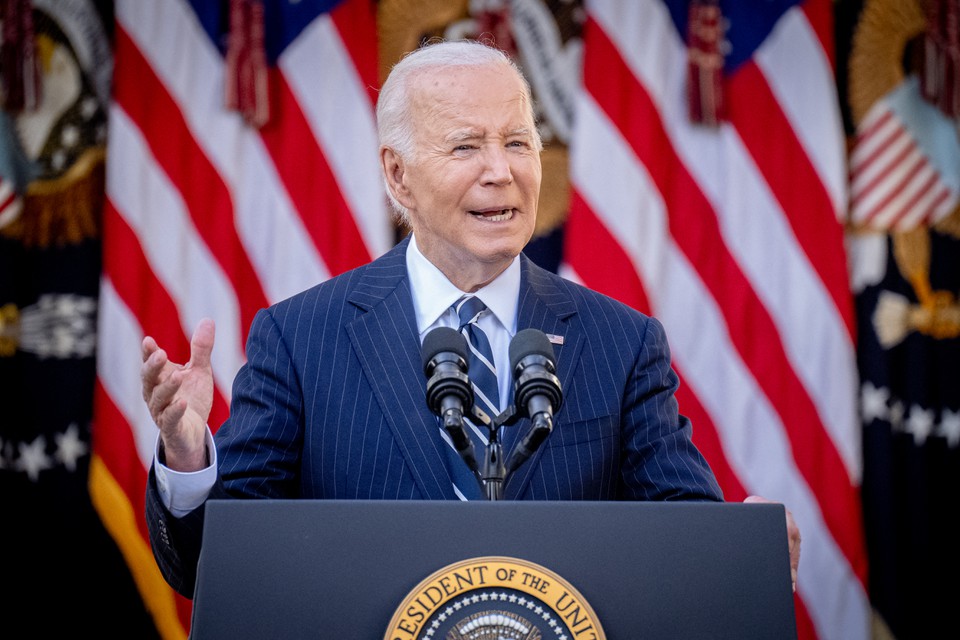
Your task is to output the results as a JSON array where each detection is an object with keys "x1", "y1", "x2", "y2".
[{"x1": 384, "y1": 64, "x2": 542, "y2": 290}]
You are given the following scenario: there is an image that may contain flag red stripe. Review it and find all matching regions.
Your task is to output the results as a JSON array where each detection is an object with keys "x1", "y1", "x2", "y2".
[
  {"x1": 585, "y1": 21, "x2": 865, "y2": 579},
  {"x1": 568, "y1": 191, "x2": 750, "y2": 504},
  {"x1": 92, "y1": 381, "x2": 150, "y2": 542},
  {"x1": 259, "y1": 71, "x2": 373, "y2": 275},
  {"x1": 728, "y1": 62, "x2": 855, "y2": 339},
  {"x1": 0, "y1": 189, "x2": 14, "y2": 212},
  {"x1": 566, "y1": 190, "x2": 651, "y2": 314},
  {"x1": 674, "y1": 376, "x2": 747, "y2": 503},
  {"x1": 885, "y1": 169, "x2": 941, "y2": 228},
  {"x1": 860, "y1": 154, "x2": 927, "y2": 219},
  {"x1": 852, "y1": 109, "x2": 893, "y2": 149},
  {"x1": 800, "y1": 0, "x2": 835, "y2": 65},
  {"x1": 330, "y1": 0, "x2": 380, "y2": 106},
  {"x1": 93, "y1": 381, "x2": 195, "y2": 634},
  {"x1": 794, "y1": 595, "x2": 817, "y2": 640},
  {"x1": 921, "y1": 185, "x2": 953, "y2": 225},
  {"x1": 103, "y1": 199, "x2": 231, "y2": 429},
  {"x1": 113, "y1": 25, "x2": 269, "y2": 343},
  {"x1": 103, "y1": 202, "x2": 190, "y2": 363},
  {"x1": 851, "y1": 135, "x2": 916, "y2": 207}
]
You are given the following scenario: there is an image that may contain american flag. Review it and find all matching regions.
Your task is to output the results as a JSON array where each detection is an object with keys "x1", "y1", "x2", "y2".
[
  {"x1": 563, "y1": 1, "x2": 870, "y2": 638},
  {"x1": 849, "y1": 76, "x2": 960, "y2": 231},
  {"x1": 89, "y1": 1, "x2": 388, "y2": 636}
]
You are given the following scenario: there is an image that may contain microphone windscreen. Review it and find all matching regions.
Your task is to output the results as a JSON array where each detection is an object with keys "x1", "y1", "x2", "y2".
[
  {"x1": 509, "y1": 328, "x2": 556, "y2": 371},
  {"x1": 422, "y1": 326, "x2": 469, "y2": 370}
]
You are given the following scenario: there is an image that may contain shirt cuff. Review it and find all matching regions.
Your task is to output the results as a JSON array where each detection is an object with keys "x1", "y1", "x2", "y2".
[{"x1": 154, "y1": 429, "x2": 217, "y2": 518}]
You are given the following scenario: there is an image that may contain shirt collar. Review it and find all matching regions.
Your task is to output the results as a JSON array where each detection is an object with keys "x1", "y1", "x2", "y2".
[{"x1": 407, "y1": 234, "x2": 520, "y2": 335}]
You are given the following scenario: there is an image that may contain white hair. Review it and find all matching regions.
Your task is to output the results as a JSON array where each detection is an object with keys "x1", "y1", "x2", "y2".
[{"x1": 376, "y1": 39, "x2": 542, "y2": 222}]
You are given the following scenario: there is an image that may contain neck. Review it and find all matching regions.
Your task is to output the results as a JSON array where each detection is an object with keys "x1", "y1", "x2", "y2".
[
  {"x1": 444, "y1": 263, "x2": 509, "y2": 293},
  {"x1": 413, "y1": 236, "x2": 514, "y2": 293}
]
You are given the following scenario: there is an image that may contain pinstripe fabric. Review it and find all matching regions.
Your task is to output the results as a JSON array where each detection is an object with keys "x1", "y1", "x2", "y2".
[{"x1": 146, "y1": 235, "x2": 722, "y2": 596}]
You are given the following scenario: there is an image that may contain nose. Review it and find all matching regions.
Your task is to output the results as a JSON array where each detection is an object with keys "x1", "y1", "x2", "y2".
[{"x1": 480, "y1": 146, "x2": 513, "y2": 185}]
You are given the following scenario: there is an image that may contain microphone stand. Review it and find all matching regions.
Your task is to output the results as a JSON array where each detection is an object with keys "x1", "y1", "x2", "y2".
[
  {"x1": 469, "y1": 405, "x2": 505, "y2": 500},
  {"x1": 470, "y1": 401, "x2": 554, "y2": 500},
  {"x1": 481, "y1": 435, "x2": 504, "y2": 501}
]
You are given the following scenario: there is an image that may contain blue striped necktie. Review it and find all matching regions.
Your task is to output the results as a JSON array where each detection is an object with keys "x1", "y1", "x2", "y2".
[{"x1": 443, "y1": 295, "x2": 501, "y2": 499}]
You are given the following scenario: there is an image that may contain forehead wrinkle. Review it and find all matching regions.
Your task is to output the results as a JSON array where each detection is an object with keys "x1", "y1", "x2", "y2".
[{"x1": 444, "y1": 124, "x2": 535, "y2": 143}]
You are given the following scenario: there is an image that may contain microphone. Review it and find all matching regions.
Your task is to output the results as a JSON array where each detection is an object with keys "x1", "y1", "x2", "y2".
[
  {"x1": 505, "y1": 328, "x2": 563, "y2": 475},
  {"x1": 422, "y1": 326, "x2": 478, "y2": 473}
]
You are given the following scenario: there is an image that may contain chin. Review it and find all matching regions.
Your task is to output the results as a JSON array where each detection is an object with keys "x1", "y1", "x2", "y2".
[{"x1": 478, "y1": 240, "x2": 526, "y2": 263}]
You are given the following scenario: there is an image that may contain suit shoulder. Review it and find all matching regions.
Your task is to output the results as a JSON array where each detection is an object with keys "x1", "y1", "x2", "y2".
[
  {"x1": 264, "y1": 241, "x2": 408, "y2": 319},
  {"x1": 263, "y1": 263, "x2": 364, "y2": 317}
]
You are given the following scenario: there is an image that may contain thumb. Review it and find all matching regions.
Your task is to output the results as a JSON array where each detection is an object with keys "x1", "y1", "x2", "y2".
[{"x1": 188, "y1": 317, "x2": 216, "y2": 370}]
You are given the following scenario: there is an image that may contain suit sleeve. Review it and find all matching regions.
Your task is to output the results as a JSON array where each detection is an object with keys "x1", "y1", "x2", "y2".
[
  {"x1": 618, "y1": 315, "x2": 723, "y2": 502},
  {"x1": 145, "y1": 306, "x2": 304, "y2": 597},
  {"x1": 146, "y1": 466, "x2": 233, "y2": 598}
]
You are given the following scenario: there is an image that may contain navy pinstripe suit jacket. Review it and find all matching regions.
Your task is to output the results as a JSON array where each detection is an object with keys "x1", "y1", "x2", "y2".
[{"x1": 147, "y1": 235, "x2": 722, "y2": 596}]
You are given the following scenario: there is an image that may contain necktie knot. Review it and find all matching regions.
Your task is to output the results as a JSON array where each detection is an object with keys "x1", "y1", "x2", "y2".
[{"x1": 455, "y1": 295, "x2": 487, "y2": 330}]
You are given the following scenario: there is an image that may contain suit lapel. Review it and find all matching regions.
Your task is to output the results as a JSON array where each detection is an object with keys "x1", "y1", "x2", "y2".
[
  {"x1": 344, "y1": 237, "x2": 454, "y2": 500},
  {"x1": 503, "y1": 256, "x2": 583, "y2": 499}
]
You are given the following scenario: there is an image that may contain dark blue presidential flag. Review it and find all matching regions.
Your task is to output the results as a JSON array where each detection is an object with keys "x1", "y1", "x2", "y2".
[
  {"x1": 1, "y1": 0, "x2": 158, "y2": 636},
  {"x1": 845, "y1": 0, "x2": 960, "y2": 637}
]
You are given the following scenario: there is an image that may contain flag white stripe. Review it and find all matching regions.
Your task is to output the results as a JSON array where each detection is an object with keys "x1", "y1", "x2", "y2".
[
  {"x1": 755, "y1": 7, "x2": 847, "y2": 215},
  {"x1": 894, "y1": 181, "x2": 952, "y2": 230},
  {"x1": 850, "y1": 132, "x2": 914, "y2": 204},
  {"x1": 281, "y1": 15, "x2": 391, "y2": 258},
  {"x1": 849, "y1": 110, "x2": 903, "y2": 179},
  {"x1": 870, "y1": 161, "x2": 936, "y2": 228},
  {"x1": 572, "y1": 93, "x2": 869, "y2": 639},
  {"x1": 106, "y1": 104, "x2": 245, "y2": 399},
  {"x1": 117, "y1": 0, "x2": 333, "y2": 304},
  {"x1": 594, "y1": 0, "x2": 860, "y2": 479},
  {"x1": 97, "y1": 278, "x2": 159, "y2": 469},
  {"x1": 855, "y1": 147, "x2": 926, "y2": 221}
]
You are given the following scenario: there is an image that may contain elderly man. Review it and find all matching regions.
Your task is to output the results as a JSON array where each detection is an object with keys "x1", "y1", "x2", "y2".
[{"x1": 141, "y1": 39, "x2": 798, "y2": 598}]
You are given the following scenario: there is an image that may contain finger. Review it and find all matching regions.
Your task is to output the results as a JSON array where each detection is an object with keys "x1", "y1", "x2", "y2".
[
  {"x1": 187, "y1": 318, "x2": 216, "y2": 370},
  {"x1": 158, "y1": 396, "x2": 188, "y2": 433},
  {"x1": 140, "y1": 347, "x2": 169, "y2": 402},
  {"x1": 785, "y1": 509, "x2": 801, "y2": 592},
  {"x1": 745, "y1": 496, "x2": 799, "y2": 592},
  {"x1": 148, "y1": 367, "x2": 184, "y2": 426},
  {"x1": 141, "y1": 335, "x2": 159, "y2": 362}
]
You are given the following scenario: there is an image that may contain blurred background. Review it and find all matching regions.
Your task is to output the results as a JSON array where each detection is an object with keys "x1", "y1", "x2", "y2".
[{"x1": 1, "y1": 1, "x2": 957, "y2": 638}]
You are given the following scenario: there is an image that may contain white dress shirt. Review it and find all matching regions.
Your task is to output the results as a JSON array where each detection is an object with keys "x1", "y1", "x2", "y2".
[{"x1": 407, "y1": 233, "x2": 520, "y2": 413}]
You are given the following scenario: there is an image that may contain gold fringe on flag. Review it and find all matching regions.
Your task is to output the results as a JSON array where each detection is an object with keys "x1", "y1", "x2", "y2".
[{"x1": 847, "y1": 0, "x2": 926, "y2": 126}]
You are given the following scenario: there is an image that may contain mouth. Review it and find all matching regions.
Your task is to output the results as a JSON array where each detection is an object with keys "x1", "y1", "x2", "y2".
[{"x1": 469, "y1": 208, "x2": 515, "y2": 221}]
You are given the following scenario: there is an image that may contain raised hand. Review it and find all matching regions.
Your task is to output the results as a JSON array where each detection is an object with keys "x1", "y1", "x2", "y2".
[{"x1": 141, "y1": 318, "x2": 216, "y2": 472}]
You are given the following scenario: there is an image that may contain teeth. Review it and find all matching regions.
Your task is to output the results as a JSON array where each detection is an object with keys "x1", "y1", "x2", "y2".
[{"x1": 473, "y1": 209, "x2": 513, "y2": 221}]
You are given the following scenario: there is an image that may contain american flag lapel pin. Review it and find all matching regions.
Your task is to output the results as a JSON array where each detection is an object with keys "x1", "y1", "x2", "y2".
[{"x1": 546, "y1": 334, "x2": 564, "y2": 345}]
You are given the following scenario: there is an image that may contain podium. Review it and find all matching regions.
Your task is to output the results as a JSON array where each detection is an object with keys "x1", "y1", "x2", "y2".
[{"x1": 191, "y1": 500, "x2": 796, "y2": 639}]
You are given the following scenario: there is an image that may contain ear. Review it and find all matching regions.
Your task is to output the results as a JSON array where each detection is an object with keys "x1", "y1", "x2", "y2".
[{"x1": 381, "y1": 147, "x2": 414, "y2": 209}]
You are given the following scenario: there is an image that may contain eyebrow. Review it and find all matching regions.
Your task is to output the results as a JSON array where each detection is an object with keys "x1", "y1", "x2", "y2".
[{"x1": 445, "y1": 127, "x2": 534, "y2": 143}]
